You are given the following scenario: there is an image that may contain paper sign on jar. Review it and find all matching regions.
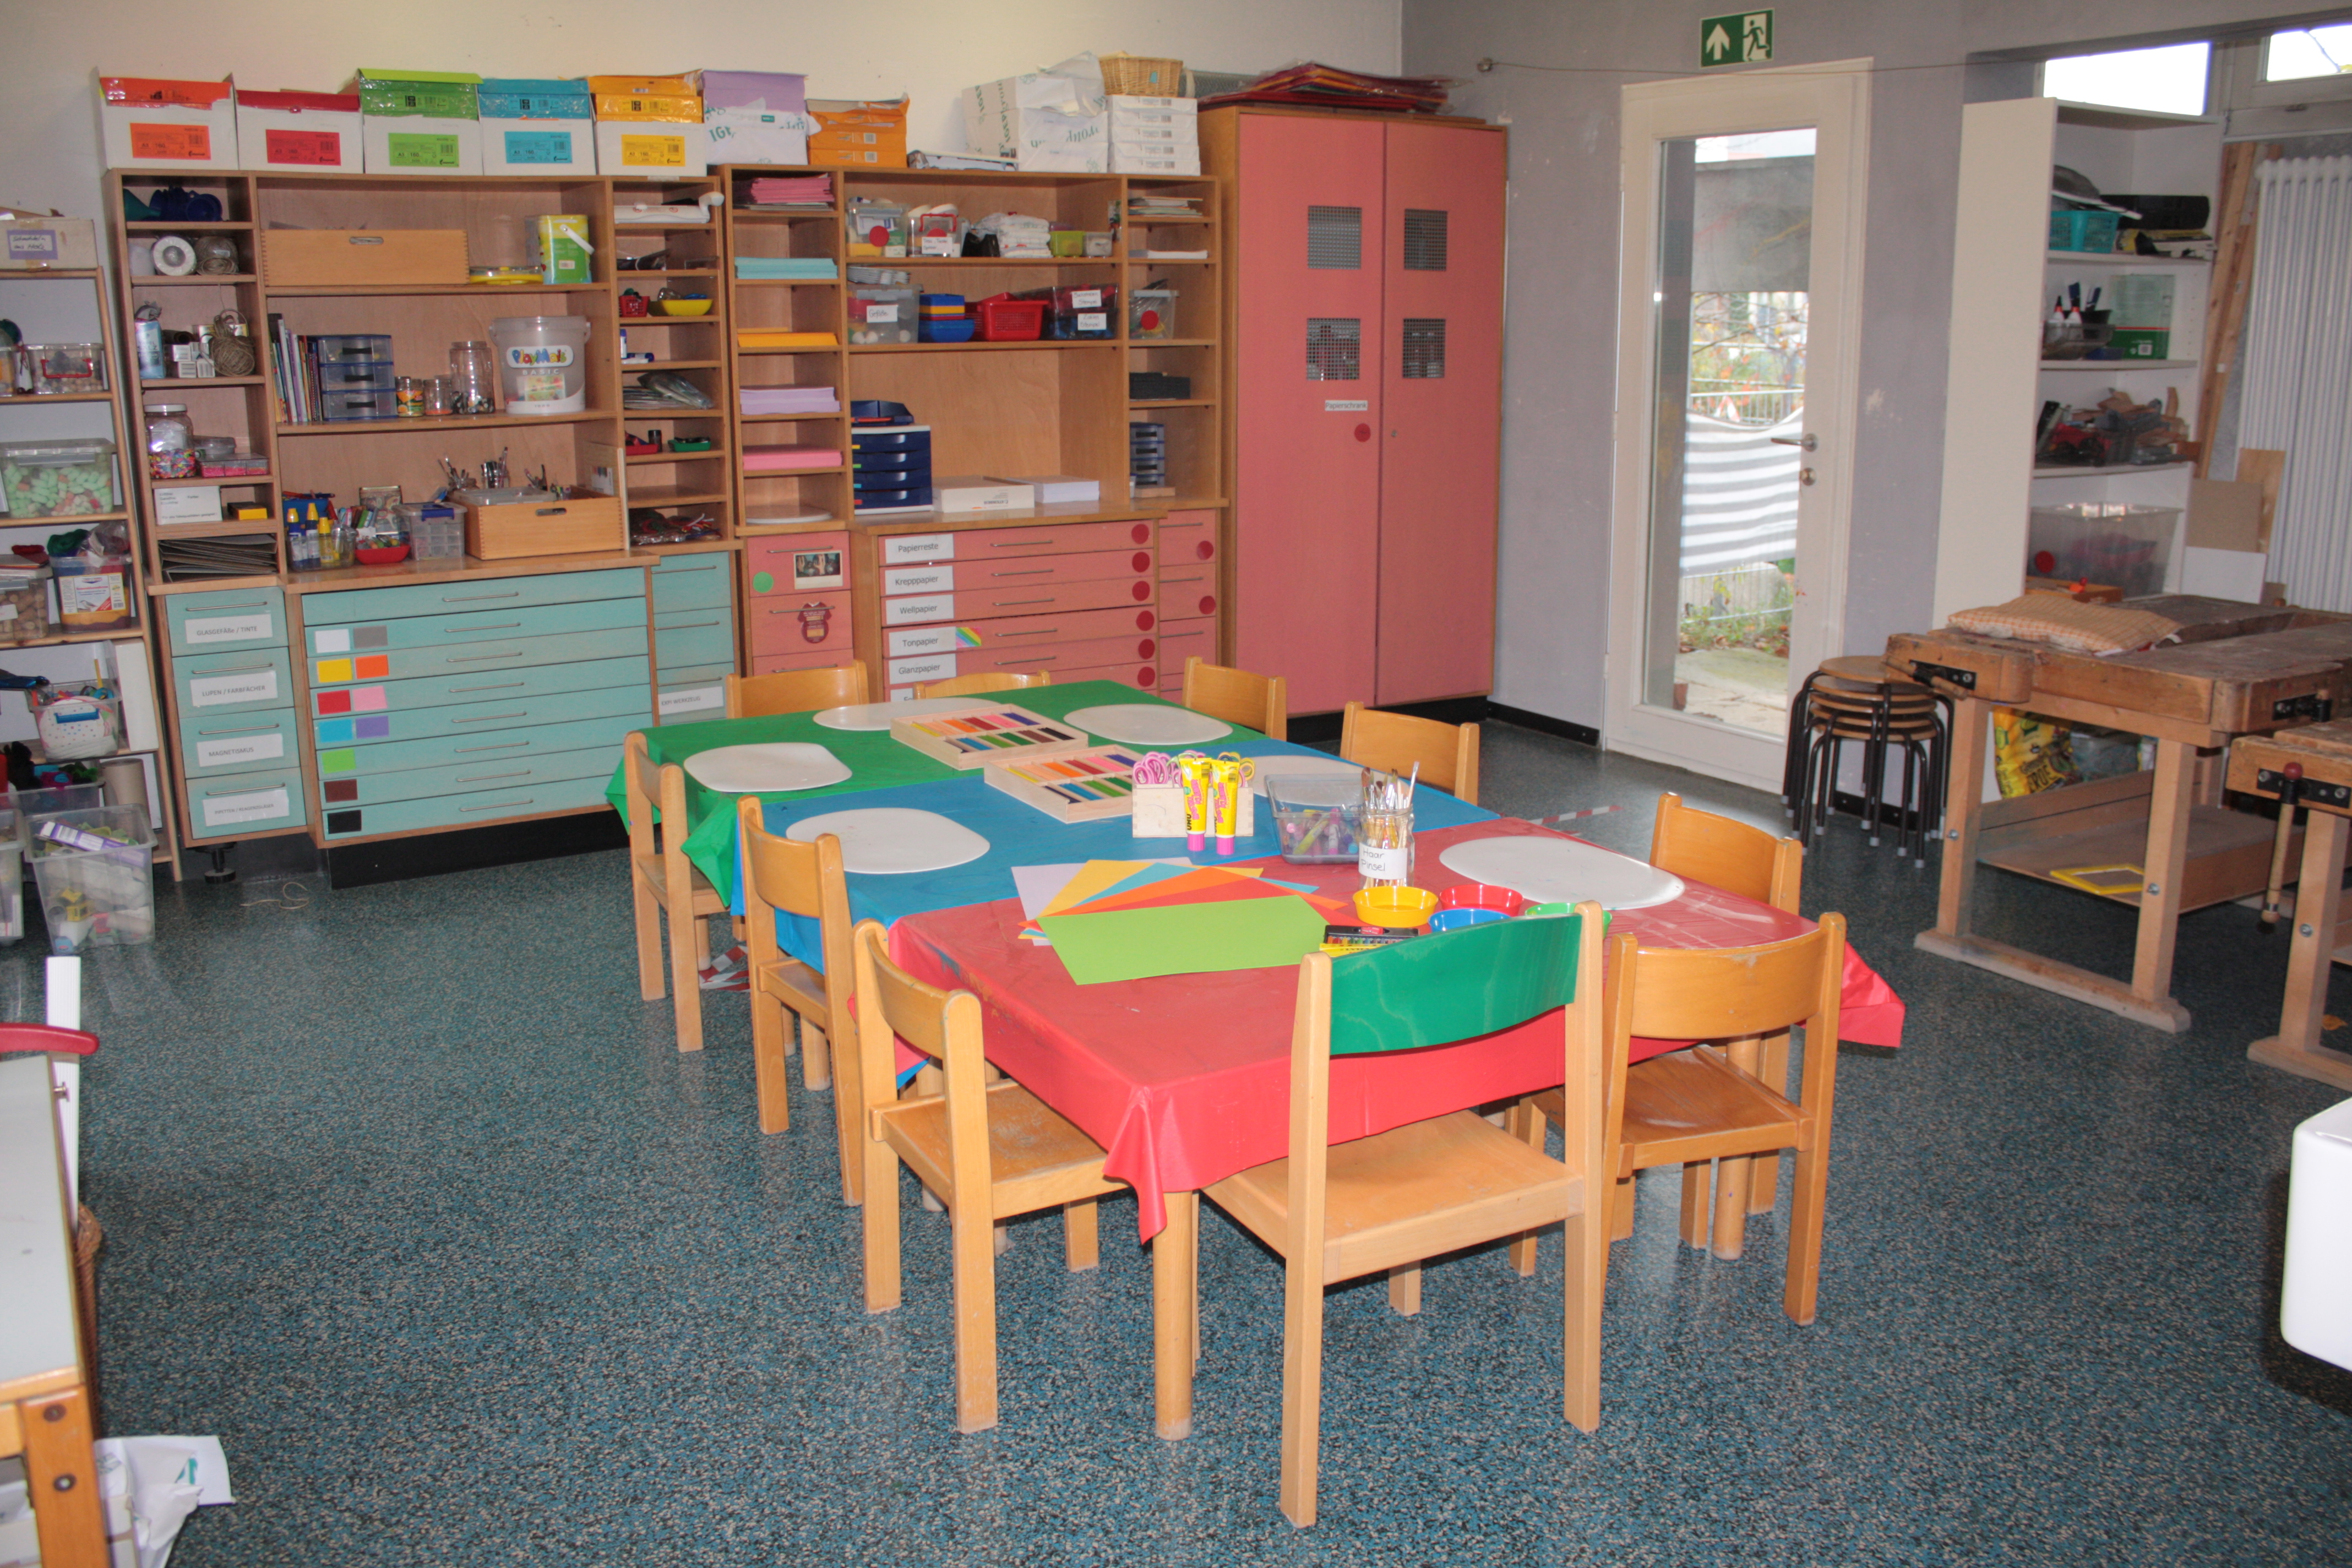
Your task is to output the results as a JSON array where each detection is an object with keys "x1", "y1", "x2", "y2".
[
  {"x1": 188, "y1": 667, "x2": 279, "y2": 707},
  {"x1": 201, "y1": 785, "x2": 288, "y2": 828}
]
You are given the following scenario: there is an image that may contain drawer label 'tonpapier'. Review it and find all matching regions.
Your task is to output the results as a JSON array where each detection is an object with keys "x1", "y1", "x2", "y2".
[
  {"x1": 183, "y1": 613, "x2": 274, "y2": 646},
  {"x1": 188, "y1": 668, "x2": 279, "y2": 707},
  {"x1": 202, "y1": 786, "x2": 290, "y2": 827},
  {"x1": 193, "y1": 732, "x2": 287, "y2": 769},
  {"x1": 883, "y1": 533, "x2": 955, "y2": 564}
]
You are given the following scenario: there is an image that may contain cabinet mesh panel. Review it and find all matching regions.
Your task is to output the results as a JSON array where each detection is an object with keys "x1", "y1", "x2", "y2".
[
  {"x1": 1401, "y1": 318, "x2": 1446, "y2": 378},
  {"x1": 1307, "y1": 318, "x2": 1362, "y2": 380},
  {"x1": 1306, "y1": 205, "x2": 1363, "y2": 269},
  {"x1": 1402, "y1": 209, "x2": 1449, "y2": 270}
]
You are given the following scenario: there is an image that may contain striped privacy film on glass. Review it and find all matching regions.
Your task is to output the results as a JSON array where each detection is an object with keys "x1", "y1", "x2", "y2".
[
  {"x1": 1307, "y1": 318, "x2": 1362, "y2": 380},
  {"x1": 1401, "y1": 318, "x2": 1446, "y2": 378},
  {"x1": 1402, "y1": 209, "x2": 1449, "y2": 270},
  {"x1": 1306, "y1": 205, "x2": 1363, "y2": 269}
]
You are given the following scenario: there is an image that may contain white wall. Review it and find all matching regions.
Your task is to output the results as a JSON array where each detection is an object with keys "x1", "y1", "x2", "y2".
[
  {"x1": 7, "y1": 0, "x2": 1400, "y2": 220},
  {"x1": 1404, "y1": 0, "x2": 2311, "y2": 732}
]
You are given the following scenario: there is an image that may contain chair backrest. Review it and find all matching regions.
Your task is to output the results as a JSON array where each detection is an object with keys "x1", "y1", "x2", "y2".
[
  {"x1": 1600, "y1": 915, "x2": 1848, "y2": 1143},
  {"x1": 1183, "y1": 656, "x2": 1288, "y2": 741},
  {"x1": 1338, "y1": 703, "x2": 1479, "y2": 804},
  {"x1": 622, "y1": 730, "x2": 687, "y2": 867},
  {"x1": 1284, "y1": 907, "x2": 1606, "y2": 1249},
  {"x1": 917, "y1": 670, "x2": 1053, "y2": 699},
  {"x1": 852, "y1": 920, "x2": 992, "y2": 1186},
  {"x1": 736, "y1": 794, "x2": 854, "y2": 1007},
  {"x1": 1649, "y1": 792, "x2": 1801, "y2": 913},
  {"x1": 727, "y1": 661, "x2": 868, "y2": 718}
]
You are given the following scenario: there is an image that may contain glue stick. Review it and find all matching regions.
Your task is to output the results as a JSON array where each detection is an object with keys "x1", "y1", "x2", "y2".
[{"x1": 1179, "y1": 752, "x2": 1209, "y2": 851}]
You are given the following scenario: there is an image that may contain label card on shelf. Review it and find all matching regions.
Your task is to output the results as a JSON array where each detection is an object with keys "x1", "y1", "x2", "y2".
[
  {"x1": 201, "y1": 786, "x2": 288, "y2": 828},
  {"x1": 194, "y1": 731, "x2": 286, "y2": 769},
  {"x1": 658, "y1": 684, "x2": 725, "y2": 717},
  {"x1": 183, "y1": 614, "x2": 273, "y2": 646},
  {"x1": 883, "y1": 534, "x2": 955, "y2": 564},
  {"x1": 188, "y1": 668, "x2": 279, "y2": 707},
  {"x1": 884, "y1": 594, "x2": 952, "y2": 625}
]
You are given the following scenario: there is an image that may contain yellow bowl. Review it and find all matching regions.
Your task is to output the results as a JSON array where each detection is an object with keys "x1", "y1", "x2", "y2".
[
  {"x1": 656, "y1": 297, "x2": 714, "y2": 317},
  {"x1": 1353, "y1": 885, "x2": 1436, "y2": 929}
]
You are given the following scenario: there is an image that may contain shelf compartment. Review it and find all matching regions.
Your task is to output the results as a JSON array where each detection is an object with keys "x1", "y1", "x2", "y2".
[
  {"x1": 2038, "y1": 358, "x2": 2197, "y2": 372},
  {"x1": 1980, "y1": 791, "x2": 2285, "y2": 913},
  {"x1": 276, "y1": 410, "x2": 613, "y2": 435},
  {"x1": 0, "y1": 510, "x2": 130, "y2": 529}
]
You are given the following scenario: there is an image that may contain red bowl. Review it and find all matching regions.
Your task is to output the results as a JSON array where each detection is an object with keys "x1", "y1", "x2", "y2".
[
  {"x1": 1436, "y1": 883, "x2": 1525, "y2": 917},
  {"x1": 355, "y1": 544, "x2": 411, "y2": 565}
]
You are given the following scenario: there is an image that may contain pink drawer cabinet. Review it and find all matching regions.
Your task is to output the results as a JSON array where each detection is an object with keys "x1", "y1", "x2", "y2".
[
  {"x1": 1155, "y1": 616, "x2": 1217, "y2": 693},
  {"x1": 880, "y1": 548, "x2": 1153, "y2": 598},
  {"x1": 1159, "y1": 509, "x2": 1218, "y2": 566},
  {"x1": 1158, "y1": 560, "x2": 1219, "y2": 623},
  {"x1": 745, "y1": 533, "x2": 854, "y2": 661},
  {"x1": 884, "y1": 575, "x2": 1155, "y2": 626},
  {"x1": 883, "y1": 603, "x2": 1158, "y2": 657}
]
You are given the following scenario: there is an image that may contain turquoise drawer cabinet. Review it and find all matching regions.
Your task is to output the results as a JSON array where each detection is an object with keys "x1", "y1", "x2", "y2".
[
  {"x1": 159, "y1": 587, "x2": 309, "y2": 845},
  {"x1": 295, "y1": 565, "x2": 656, "y2": 842},
  {"x1": 650, "y1": 553, "x2": 735, "y2": 723}
]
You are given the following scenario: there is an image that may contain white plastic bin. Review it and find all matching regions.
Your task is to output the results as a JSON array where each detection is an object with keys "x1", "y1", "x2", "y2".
[
  {"x1": 27, "y1": 805, "x2": 154, "y2": 951},
  {"x1": 488, "y1": 315, "x2": 591, "y2": 415}
]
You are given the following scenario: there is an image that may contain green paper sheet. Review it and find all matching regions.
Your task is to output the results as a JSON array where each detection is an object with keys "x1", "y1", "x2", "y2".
[{"x1": 1039, "y1": 894, "x2": 1330, "y2": 986}]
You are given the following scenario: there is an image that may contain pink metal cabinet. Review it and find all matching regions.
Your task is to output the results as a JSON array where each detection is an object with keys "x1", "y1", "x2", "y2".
[
  {"x1": 1376, "y1": 122, "x2": 1505, "y2": 705},
  {"x1": 1233, "y1": 115, "x2": 1387, "y2": 715}
]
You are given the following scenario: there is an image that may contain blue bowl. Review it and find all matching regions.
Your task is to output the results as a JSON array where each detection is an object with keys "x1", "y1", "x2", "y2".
[{"x1": 1428, "y1": 907, "x2": 1509, "y2": 933}]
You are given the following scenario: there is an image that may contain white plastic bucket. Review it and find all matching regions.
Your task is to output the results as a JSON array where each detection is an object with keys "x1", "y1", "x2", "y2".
[{"x1": 487, "y1": 315, "x2": 591, "y2": 415}]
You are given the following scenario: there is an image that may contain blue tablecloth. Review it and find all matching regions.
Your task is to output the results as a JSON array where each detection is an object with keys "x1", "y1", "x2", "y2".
[{"x1": 747, "y1": 738, "x2": 1495, "y2": 968}]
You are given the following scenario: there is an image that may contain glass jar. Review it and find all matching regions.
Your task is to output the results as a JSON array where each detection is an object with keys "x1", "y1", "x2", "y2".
[
  {"x1": 143, "y1": 403, "x2": 195, "y2": 479},
  {"x1": 424, "y1": 377, "x2": 454, "y2": 416},
  {"x1": 448, "y1": 341, "x2": 497, "y2": 415},
  {"x1": 395, "y1": 376, "x2": 423, "y2": 418},
  {"x1": 1357, "y1": 802, "x2": 1415, "y2": 886}
]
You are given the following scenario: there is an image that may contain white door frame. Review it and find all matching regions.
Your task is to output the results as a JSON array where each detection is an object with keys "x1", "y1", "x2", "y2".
[{"x1": 1604, "y1": 58, "x2": 1873, "y2": 793}]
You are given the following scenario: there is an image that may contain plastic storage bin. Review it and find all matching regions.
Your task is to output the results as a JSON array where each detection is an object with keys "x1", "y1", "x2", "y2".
[
  {"x1": 974, "y1": 296, "x2": 1045, "y2": 342},
  {"x1": 1045, "y1": 285, "x2": 1115, "y2": 340},
  {"x1": 2029, "y1": 503, "x2": 2181, "y2": 599},
  {"x1": 1, "y1": 439, "x2": 119, "y2": 518},
  {"x1": 1129, "y1": 288, "x2": 1177, "y2": 340},
  {"x1": 2050, "y1": 208, "x2": 2120, "y2": 254},
  {"x1": 1265, "y1": 772, "x2": 1363, "y2": 864},
  {"x1": 0, "y1": 567, "x2": 50, "y2": 644},
  {"x1": 849, "y1": 282, "x2": 918, "y2": 345},
  {"x1": 19, "y1": 343, "x2": 105, "y2": 395},
  {"x1": 410, "y1": 503, "x2": 462, "y2": 560},
  {"x1": 488, "y1": 315, "x2": 591, "y2": 415},
  {"x1": 27, "y1": 805, "x2": 154, "y2": 951}
]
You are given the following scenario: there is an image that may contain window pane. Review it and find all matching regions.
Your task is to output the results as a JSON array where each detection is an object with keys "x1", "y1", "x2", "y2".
[
  {"x1": 1402, "y1": 209, "x2": 1448, "y2": 270},
  {"x1": 2267, "y1": 26, "x2": 2352, "y2": 82},
  {"x1": 2043, "y1": 41, "x2": 2209, "y2": 116}
]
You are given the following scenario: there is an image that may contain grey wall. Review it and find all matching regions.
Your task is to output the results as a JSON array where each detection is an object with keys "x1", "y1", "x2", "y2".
[{"x1": 1405, "y1": 0, "x2": 2317, "y2": 729}]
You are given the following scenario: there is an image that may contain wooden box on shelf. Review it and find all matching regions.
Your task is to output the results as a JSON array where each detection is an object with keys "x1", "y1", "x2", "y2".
[
  {"x1": 259, "y1": 230, "x2": 469, "y2": 288},
  {"x1": 462, "y1": 493, "x2": 625, "y2": 559}
]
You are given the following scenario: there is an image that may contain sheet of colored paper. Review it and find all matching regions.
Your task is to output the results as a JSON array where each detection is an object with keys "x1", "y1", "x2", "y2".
[
  {"x1": 1040, "y1": 859, "x2": 1162, "y2": 917},
  {"x1": 1074, "y1": 859, "x2": 1216, "y2": 906},
  {"x1": 1064, "y1": 866, "x2": 1347, "y2": 919},
  {"x1": 1068, "y1": 862, "x2": 1264, "y2": 911},
  {"x1": 1039, "y1": 894, "x2": 1330, "y2": 985}
]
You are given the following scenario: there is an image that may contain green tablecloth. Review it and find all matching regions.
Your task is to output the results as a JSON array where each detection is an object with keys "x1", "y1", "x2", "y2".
[{"x1": 605, "y1": 680, "x2": 1266, "y2": 902}]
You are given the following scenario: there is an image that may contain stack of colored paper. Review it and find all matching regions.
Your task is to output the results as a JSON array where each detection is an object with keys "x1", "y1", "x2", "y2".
[
  {"x1": 737, "y1": 328, "x2": 838, "y2": 349},
  {"x1": 740, "y1": 385, "x2": 840, "y2": 416},
  {"x1": 747, "y1": 173, "x2": 834, "y2": 206},
  {"x1": 1017, "y1": 858, "x2": 1351, "y2": 984},
  {"x1": 735, "y1": 256, "x2": 840, "y2": 280},
  {"x1": 742, "y1": 445, "x2": 842, "y2": 472}
]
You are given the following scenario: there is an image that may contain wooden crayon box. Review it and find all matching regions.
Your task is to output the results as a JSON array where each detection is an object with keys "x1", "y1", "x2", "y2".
[
  {"x1": 985, "y1": 746, "x2": 1152, "y2": 821},
  {"x1": 890, "y1": 704, "x2": 1093, "y2": 770}
]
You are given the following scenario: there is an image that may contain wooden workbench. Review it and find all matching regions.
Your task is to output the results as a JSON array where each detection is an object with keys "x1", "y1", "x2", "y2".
[
  {"x1": 2229, "y1": 719, "x2": 2352, "y2": 1088},
  {"x1": 1888, "y1": 597, "x2": 2352, "y2": 1032}
]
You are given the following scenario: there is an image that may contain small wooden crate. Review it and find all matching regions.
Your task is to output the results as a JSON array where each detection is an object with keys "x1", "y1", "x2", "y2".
[
  {"x1": 260, "y1": 229, "x2": 468, "y2": 287},
  {"x1": 890, "y1": 703, "x2": 1091, "y2": 770},
  {"x1": 984, "y1": 745, "x2": 1151, "y2": 820},
  {"x1": 463, "y1": 495, "x2": 625, "y2": 559}
]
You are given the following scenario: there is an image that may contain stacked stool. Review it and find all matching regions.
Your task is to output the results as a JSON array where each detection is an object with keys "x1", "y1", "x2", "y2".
[{"x1": 1783, "y1": 655, "x2": 1948, "y2": 864}]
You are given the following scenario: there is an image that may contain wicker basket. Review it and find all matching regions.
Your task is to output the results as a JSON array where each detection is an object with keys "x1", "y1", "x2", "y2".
[{"x1": 1101, "y1": 54, "x2": 1185, "y2": 96}]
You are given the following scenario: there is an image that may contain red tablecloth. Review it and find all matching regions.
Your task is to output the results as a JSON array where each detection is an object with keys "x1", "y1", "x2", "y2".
[{"x1": 889, "y1": 818, "x2": 1903, "y2": 1240}]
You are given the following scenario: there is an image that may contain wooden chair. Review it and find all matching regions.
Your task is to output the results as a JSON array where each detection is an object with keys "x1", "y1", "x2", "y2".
[
  {"x1": 623, "y1": 730, "x2": 728, "y2": 1052},
  {"x1": 853, "y1": 921, "x2": 1126, "y2": 1434},
  {"x1": 1182, "y1": 656, "x2": 1287, "y2": 739},
  {"x1": 1526, "y1": 916, "x2": 1848, "y2": 1349},
  {"x1": 1202, "y1": 908, "x2": 1607, "y2": 1527},
  {"x1": 1338, "y1": 702, "x2": 1479, "y2": 804},
  {"x1": 736, "y1": 797, "x2": 858, "y2": 1170},
  {"x1": 725, "y1": 661, "x2": 868, "y2": 718},
  {"x1": 914, "y1": 670, "x2": 1052, "y2": 700}
]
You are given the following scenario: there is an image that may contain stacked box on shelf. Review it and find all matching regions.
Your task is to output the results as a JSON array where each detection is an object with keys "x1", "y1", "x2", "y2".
[
  {"x1": 698, "y1": 70, "x2": 812, "y2": 167},
  {"x1": 237, "y1": 89, "x2": 363, "y2": 173},
  {"x1": 300, "y1": 569, "x2": 652, "y2": 841},
  {"x1": 1130, "y1": 421, "x2": 1167, "y2": 494},
  {"x1": 590, "y1": 76, "x2": 707, "y2": 176},
  {"x1": 308, "y1": 334, "x2": 395, "y2": 423},
  {"x1": 650, "y1": 553, "x2": 736, "y2": 722},
  {"x1": 853, "y1": 422, "x2": 932, "y2": 512},
  {"x1": 162, "y1": 587, "x2": 309, "y2": 841},
  {"x1": 97, "y1": 76, "x2": 241, "y2": 171},
  {"x1": 1108, "y1": 96, "x2": 1200, "y2": 176},
  {"x1": 863, "y1": 518, "x2": 1163, "y2": 700},
  {"x1": 1154, "y1": 509, "x2": 1221, "y2": 696},
  {"x1": 478, "y1": 79, "x2": 596, "y2": 176},
  {"x1": 355, "y1": 70, "x2": 484, "y2": 175},
  {"x1": 744, "y1": 532, "x2": 853, "y2": 678}
]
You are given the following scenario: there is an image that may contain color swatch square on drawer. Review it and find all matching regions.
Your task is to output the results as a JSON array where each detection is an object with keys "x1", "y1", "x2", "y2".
[
  {"x1": 318, "y1": 748, "x2": 357, "y2": 775},
  {"x1": 356, "y1": 655, "x2": 391, "y2": 679},
  {"x1": 317, "y1": 718, "x2": 353, "y2": 744},
  {"x1": 323, "y1": 780, "x2": 360, "y2": 804},
  {"x1": 315, "y1": 690, "x2": 351, "y2": 715},
  {"x1": 315, "y1": 658, "x2": 354, "y2": 684},
  {"x1": 314, "y1": 628, "x2": 351, "y2": 654},
  {"x1": 351, "y1": 687, "x2": 389, "y2": 712},
  {"x1": 355, "y1": 715, "x2": 390, "y2": 738}
]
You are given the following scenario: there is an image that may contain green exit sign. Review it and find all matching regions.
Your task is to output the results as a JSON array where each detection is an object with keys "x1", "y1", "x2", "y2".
[{"x1": 1702, "y1": 10, "x2": 1774, "y2": 68}]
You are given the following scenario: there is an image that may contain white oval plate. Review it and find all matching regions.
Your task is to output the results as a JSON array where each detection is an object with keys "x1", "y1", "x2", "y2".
[
  {"x1": 1438, "y1": 835, "x2": 1686, "y2": 911},
  {"x1": 1250, "y1": 754, "x2": 1364, "y2": 796},
  {"x1": 684, "y1": 742, "x2": 852, "y2": 794},
  {"x1": 813, "y1": 698, "x2": 993, "y2": 732},
  {"x1": 1063, "y1": 704, "x2": 1232, "y2": 746},
  {"x1": 786, "y1": 807, "x2": 991, "y2": 875}
]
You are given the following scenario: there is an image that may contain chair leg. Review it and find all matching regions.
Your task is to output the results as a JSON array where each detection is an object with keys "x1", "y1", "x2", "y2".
[
  {"x1": 1784, "y1": 1136, "x2": 1830, "y2": 1327},
  {"x1": 1749, "y1": 1031, "x2": 1790, "y2": 1216},
  {"x1": 1678, "y1": 1161, "x2": 1711, "y2": 1248},
  {"x1": 633, "y1": 875, "x2": 666, "y2": 1000},
  {"x1": 951, "y1": 1193, "x2": 1000, "y2": 1433},
  {"x1": 1711, "y1": 1156, "x2": 1752, "y2": 1260},
  {"x1": 1506, "y1": 1099, "x2": 1545, "y2": 1275},
  {"x1": 1610, "y1": 1176, "x2": 1637, "y2": 1240},
  {"x1": 1065, "y1": 1199, "x2": 1099, "y2": 1272},
  {"x1": 1387, "y1": 1262, "x2": 1422, "y2": 1316},
  {"x1": 669, "y1": 912, "x2": 706, "y2": 1053},
  {"x1": 801, "y1": 1019, "x2": 834, "y2": 1092},
  {"x1": 862, "y1": 1144, "x2": 904, "y2": 1314},
  {"x1": 1563, "y1": 1185, "x2": 1607, "y2": 1433},
  {"x1": 1277, "y1": 1260, "x2": 1326, "y2": 1528},
  {"x1": 833, "y1": 1029, "x2": 867, "y2": 1207},
  {"x1": 995, "y1": 1218, "x2": 1013, "y2": 1256},
  {"x1": 750, "y1": 994, "x2": 791, "y2": 1135}
]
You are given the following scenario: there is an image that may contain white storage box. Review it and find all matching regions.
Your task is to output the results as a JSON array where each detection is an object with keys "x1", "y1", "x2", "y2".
[
  {"x1": 1111, "y1": 145, "x2": 1201, "y2": 176},
  {"x1": 357, "y1": 70, "x2": 484, "y2": 175},
  {"x1": 97, "y1": 76, "x2": 239, "y2": 170},
  {"x1": 706, "y1": 108, "x2": 813, "y2": 167},
  {"x1": 1108, "y1": 95, "x2": 1198, "y2": 132},
  {"x1": 596, "y1": 121, "x2": 708, "y2": 177},
  {"x1": 965, "y1": 55, "x2": 1109, "y2": 172},
  {"x1": 478, "y1": 79, "x2": 596, "y2": 176},
  {"x1": 2284, "y1": 1096, "x2": 2352, "y2": 1371},
  {"x1": 935, "y1": 475, "x2": 1032, "y2": 514},
  {"x1": 237, "y1": 90, "x2": 363, "y2": 172}
]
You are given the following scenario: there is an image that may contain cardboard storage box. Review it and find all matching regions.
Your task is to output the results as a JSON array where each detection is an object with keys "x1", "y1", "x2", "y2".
[
  {"x1": 463, "y1": 494, "x2": 625, "y2": 559},
  {"x1": 0, "y1": 215, "x2": 99, "y2": 270},
  {"x1": 237, "y1": 90, "x2": 363, "y2": 172},
  {"x1": 97, "y1": 76, "x2": 239, "y2": 170},
  {"x1": 705, "y1": 108, "x2": 812, "y2": 167},
  {"x1": 356, "y1": 69, "x2": 483, "y2": 175},
  {"x1": 595, "y1": 121, "x2": 708, "y2": 176},
  {"x1": 807, "y1": 97, "x2": 908, "y2": 167},
  {"x1": 695, "y1": 70, "x2": 807, "y2": 115},
  {"x1": 260, "y1": 229, "x2": 468, "y2": 287},
  {"x1": 589, "y1": 76, "x2": 701, "y2": 121},
  {"x1": 965, "y1": 63, "x2": 1108, "y2": 172},
  {"x1": 477, "y1": 79, "x2": 595, "y2": 176}
]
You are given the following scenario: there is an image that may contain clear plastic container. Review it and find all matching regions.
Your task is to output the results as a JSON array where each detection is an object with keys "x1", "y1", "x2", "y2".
[
  {"x1": 0, "y1": 567, "x2": 50, "y2": 645},
  {"x1": 1264, "y1": 772, "x2": 1363, "y2": 864},
  {"x1": 2028, "y1": 503, "x2": 2181, "y2": 600},
  {"x1": 849, "y1": 282, "x2": 918, "y2": 345},
  {"x1": 1, "y1": 438, "x2": 119, "y2": 518},
  {"x1": 145, "y1": 403, "x2": 195, "y2": 478},
  {"x1": 410, "y1": 504, "x2": 463, "y2": 560},
  {"x1": 21, "y1": 343, "x2": 105, "y2": 395},
  {"x1": 488, "y1": 316, "x2": 591, "y2": 415},
  {"x1": 28, "y1": 805, "x2": 154, "y2": 951},
  {"x1": 449, "y1": 340, "x2": 498, "y2": 415},
  {"x1": 0, "y1": 808, "x2": 22, "y2": 945},
  {"x1": 1129, "y1": 287, "x2": 1177, "y2": 340}
]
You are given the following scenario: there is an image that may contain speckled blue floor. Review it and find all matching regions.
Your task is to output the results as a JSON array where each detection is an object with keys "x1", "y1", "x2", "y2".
[{"x1": 44, "y1": 723, "x2": 2352, "y2": 1564}]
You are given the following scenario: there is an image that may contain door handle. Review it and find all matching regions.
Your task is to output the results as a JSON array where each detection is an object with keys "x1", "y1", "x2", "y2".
[{"x1": 1770, "y1": 433, "x2": 1818, "y2": 451}]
